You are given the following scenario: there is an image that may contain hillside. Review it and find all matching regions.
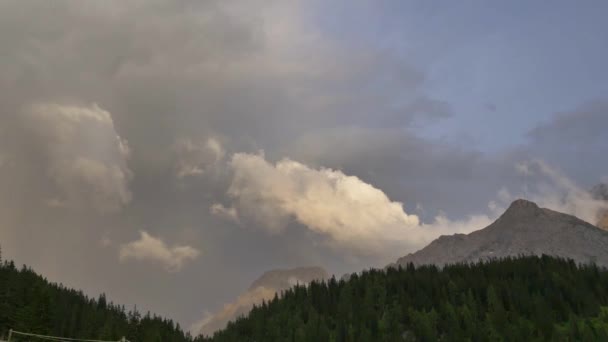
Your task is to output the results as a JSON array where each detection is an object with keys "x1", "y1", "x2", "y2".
[
  {"x1": 0, "y1": 258, "x2": 203, "y2": 341},
  {"x1": 198, "y1": 266, "x2": 328, "y2": 337},
  {"x1": 204, "y1": 256, "x2": 608, "y2": 341},
  {"x1": 392, "y1": 199, "x2": 608, "y2": 268}
]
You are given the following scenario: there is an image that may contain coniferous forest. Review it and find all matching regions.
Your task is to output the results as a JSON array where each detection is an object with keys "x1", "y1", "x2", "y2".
[
  {"x1": 0, "y1": 256, "x2": 202, "y2": 341},
  {"x1": 205, "y1": 256, "x2": 608, "y2": 341},
  {"x1": 4, "y1": 254, "x2": 608, "y2": 341}
]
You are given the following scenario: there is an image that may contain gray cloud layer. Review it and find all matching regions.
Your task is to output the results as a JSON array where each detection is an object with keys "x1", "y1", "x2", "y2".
[
  {"x1": 0, "y1": 0, "x2": 606, "y2": 332},
  {"x1": 23, "y1": 102, "x2": 132, "y2": 213}
]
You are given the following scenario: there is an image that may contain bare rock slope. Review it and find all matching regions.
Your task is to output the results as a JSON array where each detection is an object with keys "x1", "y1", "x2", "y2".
[{"x1": 392, "y1": 199, "x2": 608, "y2": 268}]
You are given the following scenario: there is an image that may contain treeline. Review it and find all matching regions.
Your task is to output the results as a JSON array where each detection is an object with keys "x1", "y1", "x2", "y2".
[
  {"x1": 206, "y1": 256, "x2": 608, "y2": 341},
  {"x1": 0, "y1": 257, "x2": 204, "y2": 341},
  {"x1": 4, "y1": 253, "x2": 608, "y2": 341}
]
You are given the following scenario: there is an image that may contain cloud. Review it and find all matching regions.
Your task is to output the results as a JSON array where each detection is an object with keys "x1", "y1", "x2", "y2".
[
  {"x1": 528, "y1": 101, "x2": 608, "y2": 145},
  {"x1": 216, "y1": 152, "x2": 492, "y2": 257},
  {"x1": 211, "y1": 152, "x2": 608, "y2": 261},
  {"x1": 402, "y1": 97, "x2": 452, "y2": 123},
  {"x1": 226, "y1": 152, "x2": 420, "y2": 251},
  {"x1": 515, "y1": 162, "x2": 532, "y2": 176},
  {"x1": 99, "y1": 236, "x2": 113, "y2": 248},
  {"x1": 421, "y1": 214, "x2": 494, "y2": 241},
  {"x1": 522, "y1": 101, "x2": 608, "y2": 183},
  {"x1": 2, "y1": 0, "x2": 604, "y2": 331},
  {"x1": 119, "y1": 231, "x2": 200, "y2": 272},
  {"x1": 174, "y1": 138, "x2": 225, "y2": 178},
  {"x1": 283, "y1": 126, "x2": 499, "y2": 221},
  {"x1": 509, "y1": 159, "x2": 608, "y2": 226},
  {"x1": 210, "y1": 203, "x2": 240, "y2": 224},
  {"x1": 0, "y1": 0, "x2": 462, "y2": 328},
  {"x1": 22, "y1": 103, "x2": 132, "y2": 213},
  {"x1": 215, "y1": 151, "x2": 607, "y2": 260}
]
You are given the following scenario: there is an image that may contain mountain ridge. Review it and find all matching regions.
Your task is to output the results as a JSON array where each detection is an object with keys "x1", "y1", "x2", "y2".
[
  {"x1": 391, "y1": 199, "x2": 608, "y2": 268},
  {"x1": 197, "y1": 266, "x2": 328, "y2": 337},
  {"x1": 248, "y1": 266, "x2": 328, "y2": 291}
]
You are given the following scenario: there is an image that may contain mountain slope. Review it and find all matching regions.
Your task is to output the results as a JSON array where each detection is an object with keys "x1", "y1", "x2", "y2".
[
  {"x1": 393, "y1": 199, "x2": 608, "y2": 268},
  {"x1": 248, "y1": 267, "x2": 328, "y2": 291},
  {"x1": 203, "y1": 256, "x2": 608, "y2": 341},
  {"x1": 197, "y1": 266, "x2": 327, "y2": 337}
]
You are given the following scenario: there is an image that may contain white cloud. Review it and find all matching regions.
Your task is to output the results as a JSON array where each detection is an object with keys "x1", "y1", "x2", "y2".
[
  {"x1": 215, "y1": 155, "x2": 608, "y2": 260},
  {"x1": 23, "y1": 103, "x2": 132, "y2": 213},
  {"x1": 227, "y1": 152, "x2": 420, "y2": 253},
  {"x1": 119, "y1": 231, "x2": 200, "y2": 272},
  {"x1": 216, "y1": 152, "x2": 491, "y2": 257},
  {"x1": 210, "y1": 203, "x2": 240, "y2": 224},
  {"x1": 211, "y1": 157, "x2": 600, "y2": 262},
  {"x1": 174, "y1": 138, "x2": 225, "y2": 179}
]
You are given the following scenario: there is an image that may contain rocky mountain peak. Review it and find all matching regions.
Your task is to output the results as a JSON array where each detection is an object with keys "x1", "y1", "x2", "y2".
[
  {"x1": 392, "y1": 199, "x2": 608, "y2": 268},
  {"x1": 494, "y1": 199, "x2": 544, "y2": 228},
  {"x1": 504, "y1": 199, "x2": 540, "y2": 215}
]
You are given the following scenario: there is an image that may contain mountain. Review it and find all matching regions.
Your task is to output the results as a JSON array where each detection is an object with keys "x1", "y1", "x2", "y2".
[
  {"x1": 248, "y1": 267, "x2": 329, "y2": 291},
  {"x1": 392, "y1": 199, "x2": 608, "y2": 268},
  {"x1": 197, "y1": 266, "x2": 327, "y2": 337}
]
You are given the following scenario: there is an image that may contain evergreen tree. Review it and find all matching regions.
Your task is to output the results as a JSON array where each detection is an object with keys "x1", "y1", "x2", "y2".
[
  {"x1": 0, "y1": 258, "x2": 203, "y2": 341},
  {"x1": 206, "y1": 256, "x2": 608, "y2": 341}
]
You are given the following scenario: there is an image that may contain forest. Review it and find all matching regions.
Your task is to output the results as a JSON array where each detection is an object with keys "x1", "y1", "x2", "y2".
[
  {"x1": 0, "y1": 255, "x2": 202, "y2": 341},
  {"x1": 3, "y1": 253, "x2": 608, "y2": 341},
  {"x1": 205, "y1": 256, "x2": 608, "y2": 341}
]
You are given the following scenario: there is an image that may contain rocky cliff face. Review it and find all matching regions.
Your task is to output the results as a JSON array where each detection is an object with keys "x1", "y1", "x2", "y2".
[{"x1": 391, "y1": 199, "x2": 608, "y2": 268}]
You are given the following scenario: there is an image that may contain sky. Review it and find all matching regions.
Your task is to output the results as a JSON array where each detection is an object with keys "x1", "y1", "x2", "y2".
[{"x1": 0, "y1": 0, "x2": 607, "y2": 334}]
